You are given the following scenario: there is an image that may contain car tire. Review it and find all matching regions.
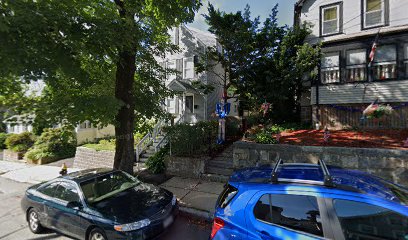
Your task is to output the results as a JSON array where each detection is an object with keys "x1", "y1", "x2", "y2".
[
  {"x1": 89, "y1": 228, "x2": 107, "y2": 240},
  {"x1": 27, "y1": 208, "x2": 44, "y2": 234}
]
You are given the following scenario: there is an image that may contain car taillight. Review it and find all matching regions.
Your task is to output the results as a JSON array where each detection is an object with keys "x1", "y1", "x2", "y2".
[{"x1": 210, "y1": 217, "x2": 225, "y2": 239}]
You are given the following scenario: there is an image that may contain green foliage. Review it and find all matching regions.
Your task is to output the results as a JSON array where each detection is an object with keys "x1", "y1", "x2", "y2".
[
  {"x1": 83, "y1": 139, "x2": 116, "y2": 151},
  {"x1": 202, "y1": 4, "x2": 320, "y2": 123},
  {"x1": 146, "y1": 146, "x2": 169, "y2": 174},
  {"x1": 25, "y1": 128, "x2": 76, "y2": 162},
  {"x1": 5, "y1": 132, "x2": 36, "y2": 152},
  {"x1": 254, "y1": 131, "x2": 277, "y2": 144},
  {"x1": 0, "y1": 132, "x2": 8, "y2": 149},
  {"x1": 269, "y1": 122, "x2": 312, "y2": 133},
  {"x1": 0, "y1": 0, "x2": 201, "y2": 173},
  {"x1": 167, "y1": 121, "x2": 220, "y2": 157},
  {"x1": 226, "y1": 117, "x2": 242, "y2": 138}
]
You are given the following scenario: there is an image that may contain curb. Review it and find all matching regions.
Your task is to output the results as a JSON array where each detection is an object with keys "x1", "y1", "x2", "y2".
[{"x1": 179, "y1": 206, "x2": 213, "y2": 223}]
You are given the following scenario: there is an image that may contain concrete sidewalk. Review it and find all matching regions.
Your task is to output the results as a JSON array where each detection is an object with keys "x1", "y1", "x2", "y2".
[
  {"x1": 0, "y1": 160, "x2": 79, "y2": 184},
  {"x1": 160, "y1": 177, "x2": 225, "y2": 220}
]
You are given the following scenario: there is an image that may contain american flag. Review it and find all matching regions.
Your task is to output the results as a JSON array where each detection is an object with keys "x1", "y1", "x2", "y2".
[{"x1": 368, "y1": 30, "x2": 380, "y2": 68}]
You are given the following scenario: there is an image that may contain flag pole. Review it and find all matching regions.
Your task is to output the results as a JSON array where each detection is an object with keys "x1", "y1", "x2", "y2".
[{"x1": 368, "y1": 28, "x2": 381, "y2": 82}]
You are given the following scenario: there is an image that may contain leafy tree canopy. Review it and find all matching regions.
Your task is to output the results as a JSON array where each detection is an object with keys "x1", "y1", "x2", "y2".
[
  {"x1": 199, "y1": 3, "x2": 320, "y2": 123},
  {"x1": 0, "y1": 0, "x2": 201, "y2": 173}
]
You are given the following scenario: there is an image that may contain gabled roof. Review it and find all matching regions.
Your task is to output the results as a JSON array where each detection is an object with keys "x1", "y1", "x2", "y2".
[
  {"x1": 183, "y1": 25, "x2": 217, "y2": 47},
  {"x1": 295, "y1": 0, "x2": 307, "y2": 7}
]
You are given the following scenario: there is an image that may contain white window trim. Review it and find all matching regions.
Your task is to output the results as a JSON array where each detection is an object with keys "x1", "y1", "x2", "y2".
[
  {"x1": 183, "y1": 57, "x2": 195, "y2": 79},
  {"x1": 363, "y1": 0, "x2": 385, "y2": 28},
  {"x1": 321, "y1": 5, "x2": 340, "y2": 36}
]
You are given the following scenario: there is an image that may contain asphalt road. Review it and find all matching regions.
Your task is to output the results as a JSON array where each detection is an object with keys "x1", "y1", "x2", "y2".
[{"x1": 0, "y1": 176, "x2": 211, "y2": 240}]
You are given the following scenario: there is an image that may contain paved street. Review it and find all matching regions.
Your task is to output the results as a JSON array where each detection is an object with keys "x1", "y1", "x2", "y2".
[{"x1": 0, "y1": 175, "x2": 211, "y2": 240}]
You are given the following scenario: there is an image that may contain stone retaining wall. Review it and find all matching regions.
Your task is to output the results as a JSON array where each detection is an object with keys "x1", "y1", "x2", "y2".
[
  {"x1": 165, "y1": 156, "x2": 207, "y2": 178},
  {"x1": 73, "y1": 147, "x2": 115, "y2": 169},
  {"x1": 2, "y1": 149, "x2": 24, "y2": 161},
  {"x1": 233, "y1": 141, "x2": 408, "y2": 186}
]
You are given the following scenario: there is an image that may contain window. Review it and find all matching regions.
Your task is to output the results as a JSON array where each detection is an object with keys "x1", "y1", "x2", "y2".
[
  {"x1": 54, "y1": 182, "x2": 80, "y2": 203},
  {"x1": 364, "y1": 0, "x2": 386, "y2": 28},
  {"x1": 346, "y1": 49, "x2": 367, "y2": 82},
  {"x1": 321, "y1": 52, "x2": 340, "y2": 84},
  {"x1": 38, "y1": 182, "x2": 60, "y2": 197},
  {"x1": 217, "y1": 184, "x2": 238, "y2": 208},
  {"x1": 253, "y1": 194, "x2": 323, "y2": 237},
  {"x1": 183, "y1": 57, "x2": 195, "y2": 79},
  {"x1": 79, "y1": 121, "x2": 92, "y2": 129},
  {"x1": 333, "y1": 199, "x2": 408, "y2": 240},
  {"x1": 170, "y1": 27, "x2": 179, "y2": 45},
  {"x1": 372, "y1": 45, "x2": 396, "y2": 80},
  {"x1": 321, "y1": 3, "x2": 341, "y2": 36},
  {"x1": 404, "y1": 44, "x2": 408, "y2": 78},
  {"x1": 166, "y1": 60, "x2": 176, "y2": 81},
  {"x1": 167, "y1": 97, "x2": 177, "y2": 114}
]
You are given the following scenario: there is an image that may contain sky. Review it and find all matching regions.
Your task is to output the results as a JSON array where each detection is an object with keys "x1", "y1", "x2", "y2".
[{"x1": 188, "y1": 0, "x2": 298, "y2": 31}]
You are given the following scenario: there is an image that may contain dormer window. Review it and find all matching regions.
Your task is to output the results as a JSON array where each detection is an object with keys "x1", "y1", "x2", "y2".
[
  {"x1": 363, "y1": 0, "x2": 388, "y2": 28},
  {"x1": 320, "y1": 3, "x2": 342, "y2": 36}
]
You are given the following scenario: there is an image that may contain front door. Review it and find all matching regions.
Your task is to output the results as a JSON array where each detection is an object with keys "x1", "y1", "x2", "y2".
[{"x1": 185, "y1": 95, "x2": 193, "y2": 113}]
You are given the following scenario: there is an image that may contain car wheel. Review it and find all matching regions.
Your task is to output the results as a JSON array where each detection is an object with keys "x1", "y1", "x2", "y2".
[
  {"x1": 28, "y1": 208, "x2": 44, "y2": 234},
  {"x1": 89, "y1": 228, "x2": 107, "y2": 240}
]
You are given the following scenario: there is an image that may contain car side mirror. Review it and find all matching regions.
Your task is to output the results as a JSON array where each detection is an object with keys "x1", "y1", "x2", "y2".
[{"x1": 67, "y1": 201, "x2": 83, "y2": 210}]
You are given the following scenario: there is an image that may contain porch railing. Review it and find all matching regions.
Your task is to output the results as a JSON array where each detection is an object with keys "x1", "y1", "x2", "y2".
[
  {"x1": 135, "y1": 113, "x2": 185, "y2": 162},
  {"x1": 135, "y1": 119, "x2": 165, "y2": 162}
]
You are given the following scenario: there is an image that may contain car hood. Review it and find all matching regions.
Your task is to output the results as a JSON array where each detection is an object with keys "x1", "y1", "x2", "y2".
[{"x1": 89, "y1": 183, "x2": 172, "y2": 224}]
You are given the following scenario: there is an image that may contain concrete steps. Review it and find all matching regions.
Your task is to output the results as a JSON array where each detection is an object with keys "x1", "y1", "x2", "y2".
[{"x1": 204, "y1": 145, "x2": 234, "y2": 183}]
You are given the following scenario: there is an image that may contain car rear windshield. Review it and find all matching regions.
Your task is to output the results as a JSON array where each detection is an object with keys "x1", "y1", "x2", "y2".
[
  {"x1": 381, "y1": 180, "x2": 408, "y2": 205},
  {"x1": 80, "y1": 171, "x2": 140, "y2": 203},
  {"x1": 217, "y1": 184, "x2": 238, "y2": 208}
]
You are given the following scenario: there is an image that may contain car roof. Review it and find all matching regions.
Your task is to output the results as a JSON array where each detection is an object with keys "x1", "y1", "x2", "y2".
[
  {"x1": 229, "y1": 164, "x2": 408, "y2": 205},
  {"x1": 60, "y1": 168, "x2": 117, "y2": 183}
]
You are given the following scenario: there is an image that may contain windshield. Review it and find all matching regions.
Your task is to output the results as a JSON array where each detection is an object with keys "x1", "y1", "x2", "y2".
[{"x1": 80, "y1": 171, "x2": 140, "y2": 203}]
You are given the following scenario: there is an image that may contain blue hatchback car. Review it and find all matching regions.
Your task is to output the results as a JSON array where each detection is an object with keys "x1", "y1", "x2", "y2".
[{"x1": 211, "y1": 159, "x2": 408, "y2": 240}]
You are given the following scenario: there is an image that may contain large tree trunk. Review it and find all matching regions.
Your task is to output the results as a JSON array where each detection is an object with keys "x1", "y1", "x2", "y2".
[{"x1": 113, "y1": 51, "x2": 136, "y2": 174}]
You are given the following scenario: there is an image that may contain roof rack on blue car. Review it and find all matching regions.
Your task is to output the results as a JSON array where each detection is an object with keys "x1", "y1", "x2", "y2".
[{"x1": 271, "y1": 158, "x2": 334, "y2": 187}]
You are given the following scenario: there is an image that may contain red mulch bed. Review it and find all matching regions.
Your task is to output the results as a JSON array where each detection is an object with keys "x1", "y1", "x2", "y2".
[{"x1": 274, "y1": 129, "x2": 408, "y2": 150}]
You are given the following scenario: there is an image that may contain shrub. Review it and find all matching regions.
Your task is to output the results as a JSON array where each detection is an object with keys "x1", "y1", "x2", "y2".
[
  {"x1": 25, "y1": 128, "x2": 77, "y2": 163},
  {"x1": 226, "y1": 117, "x2": 242, "y2": 138},
  {"x1": 167, "y1": 121, "x2": 221, "y2": 157},
  {"x1": 5, "y1": 132, "x2": 36, "y2": 152},
  {"x1": 83, "y1": 139, "x2": 115, "y2": 151},
  {"x1": 0, "y1": 132, "x2": 8, "y2": 149},
  {"x1": 146, "y1": 146, "x2": 169, "y2": 174},
  {"x1": 254, "y1": 131, "x2": 278, "y2": 144}
]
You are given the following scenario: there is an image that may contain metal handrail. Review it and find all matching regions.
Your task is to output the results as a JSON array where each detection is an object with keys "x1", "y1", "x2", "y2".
[
  {"x1": 135, "y1": 132, "x2": 152, "y2": 162},
  {"x1": 135, "y1": 113, "x2": 186, "y2": 161}
]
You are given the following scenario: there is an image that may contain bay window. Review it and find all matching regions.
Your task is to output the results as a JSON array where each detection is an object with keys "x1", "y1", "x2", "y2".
[
  {"x1": 346, "y1": 49, "x2": 367, "y2": 82},
  {"x1": 372, "y1": 45, "x2": 396, "y2": 80},
  {"x1": 320, "y1": 3, "x2": 341, "y2": 36},
  {"x1": 363, "y1": 0, "x2": 387, "y2": 28},
  {"x1": 321, "y1": 52, "x2": 340, "y2": 84}
]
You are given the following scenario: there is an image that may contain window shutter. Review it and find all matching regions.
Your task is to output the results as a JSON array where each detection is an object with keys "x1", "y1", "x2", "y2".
[
  {"x1": 194, "y1": 55, "x2": 199, "y2": 65},
  {"x1": 176, "y1": 59, "x2": 183, "y2": 79},
  {"x1": 175, "y1": 27, "x2": 179, "y2": 45}
]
